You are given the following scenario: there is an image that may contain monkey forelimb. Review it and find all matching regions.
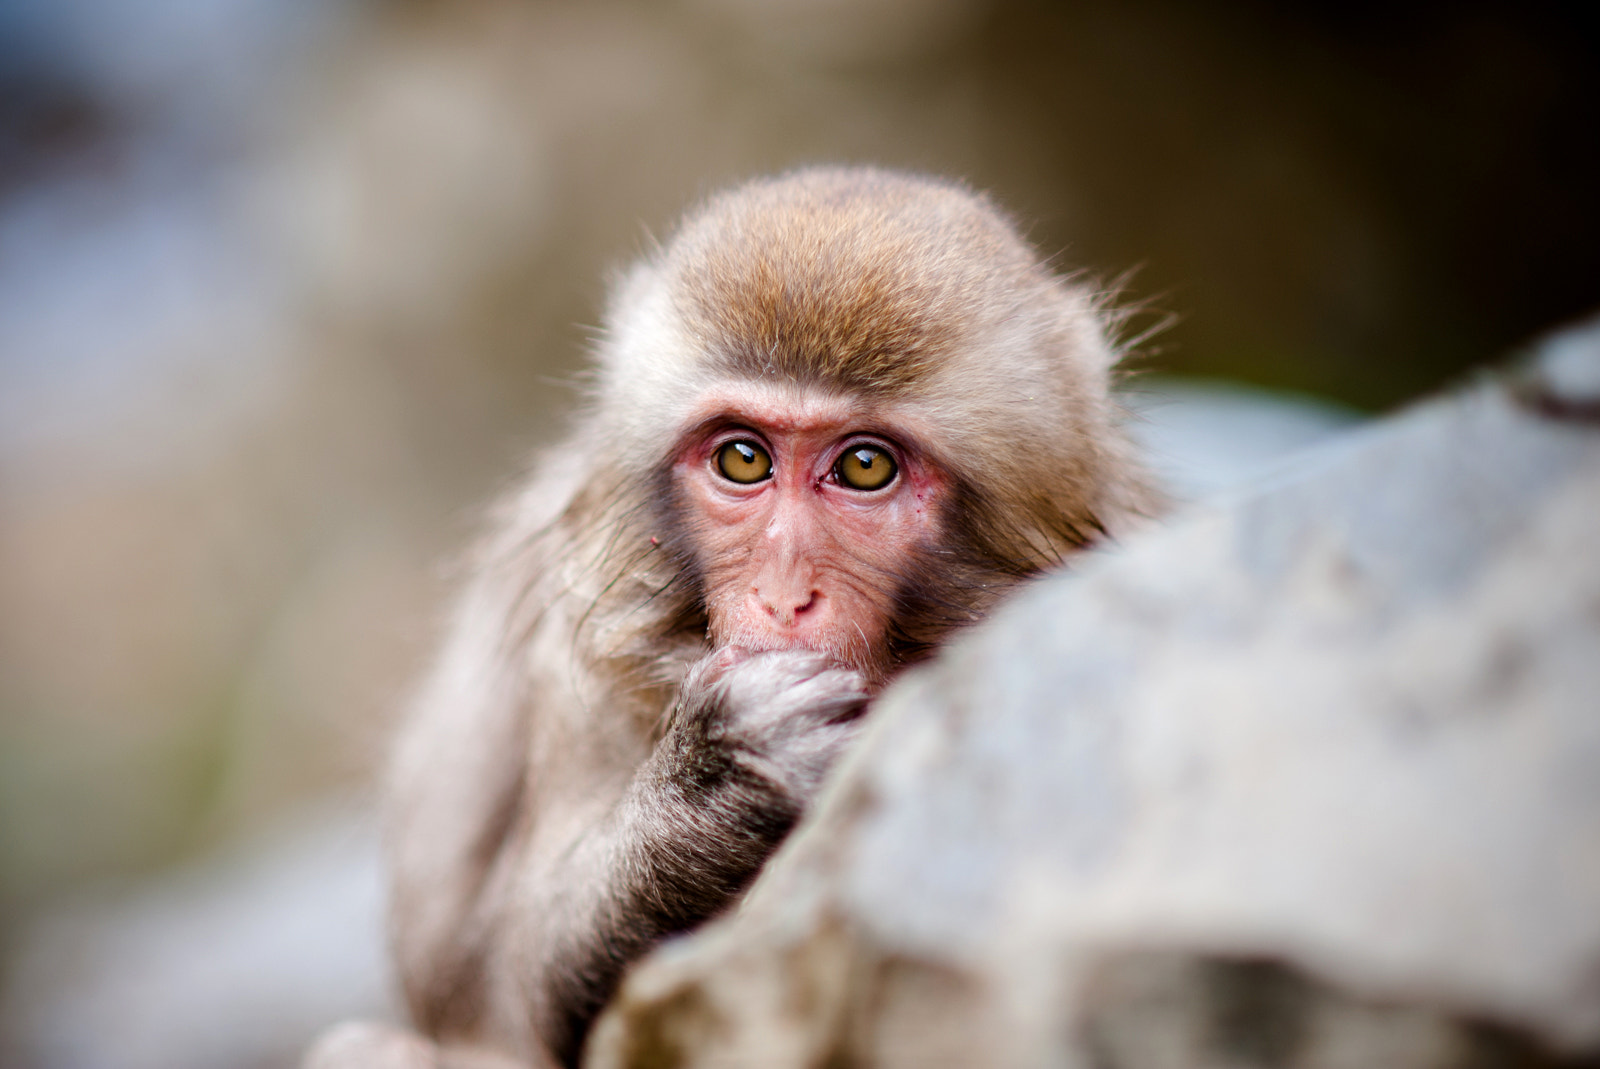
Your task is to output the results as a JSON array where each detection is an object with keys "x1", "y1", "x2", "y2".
[{"x1": 524, "y1": 650, "x2": 868, "y2": 1064}]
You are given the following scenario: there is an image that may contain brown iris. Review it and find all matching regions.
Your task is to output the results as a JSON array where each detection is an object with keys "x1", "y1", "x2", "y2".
[
  {"x1": 716, "y1": 440, "x2": 772, "y2": 484},
  {"x1": 835, "y1": 445, "x2": 896, "y2": 491}
]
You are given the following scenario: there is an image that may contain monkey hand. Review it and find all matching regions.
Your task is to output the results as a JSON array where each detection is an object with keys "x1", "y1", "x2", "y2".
[
  {"x1": 669, "y1": 648, "x2": 870, "y2": 814},
  {"x1": 618, "y1": 649, "x2": 868, "y2": 937}
]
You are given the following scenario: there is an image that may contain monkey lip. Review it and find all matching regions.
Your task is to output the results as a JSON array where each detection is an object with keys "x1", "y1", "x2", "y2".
[
  {"x1": 717, "y1": 624, "x2": 886, "y2": 684},
  {"x1": 721, "y1": 610, "x2": 854, "y2": 650}
]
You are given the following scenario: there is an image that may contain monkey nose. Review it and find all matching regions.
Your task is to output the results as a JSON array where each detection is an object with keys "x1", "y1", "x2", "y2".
[{"x1": 754, "y1": 586, "x2": 818, "y2": 628}]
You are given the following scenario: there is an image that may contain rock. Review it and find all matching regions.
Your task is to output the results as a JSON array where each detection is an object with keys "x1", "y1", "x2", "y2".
[{"x1": 587, "y1": 319, "x2": 1600, "y2": 1069}]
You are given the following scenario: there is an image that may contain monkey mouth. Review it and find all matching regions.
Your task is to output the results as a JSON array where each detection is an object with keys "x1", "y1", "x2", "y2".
[{"x1": 716, "y1": 625, "x2": 891, "y2": 687}]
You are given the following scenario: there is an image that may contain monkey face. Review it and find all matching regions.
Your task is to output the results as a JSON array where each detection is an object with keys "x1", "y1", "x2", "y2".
[{"x1": 670, "y1": 381, "x2": 947, "y2": 682}]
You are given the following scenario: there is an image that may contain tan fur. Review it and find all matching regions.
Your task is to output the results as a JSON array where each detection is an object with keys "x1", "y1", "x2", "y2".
[{"x1": 305, "y1": 167, "x2": 1156, "y2": 1069}]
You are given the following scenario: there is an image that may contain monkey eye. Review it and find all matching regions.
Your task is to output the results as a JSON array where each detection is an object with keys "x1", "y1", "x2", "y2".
[
  {"x1": 835, "y1": 445, "x2": 897, "y2": 491},
  {"x1": 716, "y1": 440, "x2": 773, "y2": 484}
]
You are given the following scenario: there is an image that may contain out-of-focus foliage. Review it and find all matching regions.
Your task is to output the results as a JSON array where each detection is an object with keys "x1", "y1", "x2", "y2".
[{"x1": 0, "y1": 0, "x2": 1594, "y2": 963}]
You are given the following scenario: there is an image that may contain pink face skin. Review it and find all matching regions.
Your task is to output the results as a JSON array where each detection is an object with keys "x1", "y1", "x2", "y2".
[{"x1": 672, "y1": 385, "x2": 947, "y2": 683}]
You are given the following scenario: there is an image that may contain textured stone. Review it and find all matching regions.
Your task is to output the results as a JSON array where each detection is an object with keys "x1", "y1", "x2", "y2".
[{"x1": 587, "y1": 320, "x2": 1600, "y2": 1069}]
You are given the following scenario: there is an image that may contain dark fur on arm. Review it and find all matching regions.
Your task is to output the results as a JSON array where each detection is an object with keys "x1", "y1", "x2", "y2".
[{"x1": 531, "y1": 655, "x2": 865, "y2": 1065}]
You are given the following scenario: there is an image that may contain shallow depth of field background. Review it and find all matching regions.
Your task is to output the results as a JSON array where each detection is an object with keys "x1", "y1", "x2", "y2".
[{"x1": 0, "y1": 0, "x2": 1596, "y2": 1027}]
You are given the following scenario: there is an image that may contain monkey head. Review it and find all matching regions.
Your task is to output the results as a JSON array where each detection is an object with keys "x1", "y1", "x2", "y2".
[{"x1": 559, "y1": 166, "x2": 1151, "y2": 688}]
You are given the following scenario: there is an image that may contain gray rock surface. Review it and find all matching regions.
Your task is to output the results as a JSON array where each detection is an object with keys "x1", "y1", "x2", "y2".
[{"x1": 587, "y1": 319, "x2": 1600, "y2": 1069}]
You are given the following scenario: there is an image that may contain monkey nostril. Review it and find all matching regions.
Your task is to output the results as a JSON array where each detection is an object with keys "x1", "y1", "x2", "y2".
[{"x1": 753, "y1": 588, "x2": 819, "y2": 626}]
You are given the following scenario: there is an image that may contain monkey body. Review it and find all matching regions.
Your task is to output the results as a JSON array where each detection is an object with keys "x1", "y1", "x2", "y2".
[{"x1": 306, "y1": 168, "x2": 1153, "y2": 1069}]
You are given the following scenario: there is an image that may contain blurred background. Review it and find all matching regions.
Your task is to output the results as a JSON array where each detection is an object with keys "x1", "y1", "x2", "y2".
[{"x1": 0, "y1": 0, "x2": 1596, "y2": 1065}]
